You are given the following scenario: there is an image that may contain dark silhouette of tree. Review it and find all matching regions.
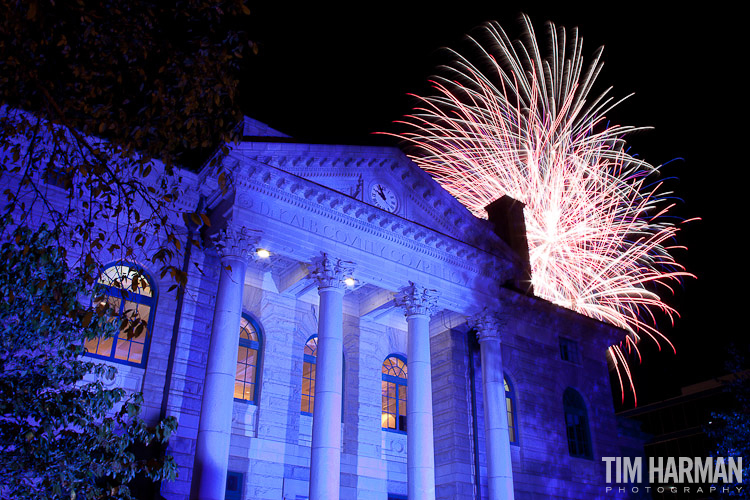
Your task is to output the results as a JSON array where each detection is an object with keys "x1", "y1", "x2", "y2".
[
  {"x1": 0, "y1": 1, "x2": 253, "y2": 496},
  {"x1": 707, "y1": 347, "x2": 750, "y2": 497},
  {"x1": 0, "y1": 224, "x2": 177, "y2": 498}
]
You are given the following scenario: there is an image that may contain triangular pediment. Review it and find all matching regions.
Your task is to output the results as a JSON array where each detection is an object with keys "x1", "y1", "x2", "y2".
[
  {"x1": 241, "y1": 116, "x2": 291, "y2": 138},
  {"x1": 229, "y1": 135, "x2": 519, "y2": 263}
]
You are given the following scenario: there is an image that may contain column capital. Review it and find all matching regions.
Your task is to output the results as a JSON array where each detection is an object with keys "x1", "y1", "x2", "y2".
[
  {"x1": 210, "y1": 223, "x2": 262, "y2": 264},
  {"x1": 308, "y1": 253, "x2": 355, "y2": 290},
  {"x1": 394, "y1": 281, "x2": 439, "y2": 317},
  {"x1": 469, "y1": 309, "x2": 509, "y2": 343}
]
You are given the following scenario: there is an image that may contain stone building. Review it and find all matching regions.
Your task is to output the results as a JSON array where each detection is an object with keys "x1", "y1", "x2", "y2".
[{"x1": 41, "y1": 117, "x2": 640, "y2": 499}]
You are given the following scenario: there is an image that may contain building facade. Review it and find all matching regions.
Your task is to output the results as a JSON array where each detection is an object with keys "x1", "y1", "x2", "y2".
[{"x1": 28, "y1": 117, "x2": 641, "y2": 499}]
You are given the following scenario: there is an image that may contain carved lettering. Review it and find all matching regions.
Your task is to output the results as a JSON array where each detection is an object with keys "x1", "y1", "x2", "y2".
[{"x1": 247, "y1": 198, "x2": 473, "y2": 286}]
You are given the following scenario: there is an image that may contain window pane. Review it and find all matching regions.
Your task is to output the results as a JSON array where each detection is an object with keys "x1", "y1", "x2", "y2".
[
  {"x1": 303, "y1": 361, "x2": 314, "y2": 379},
  {"x1": 246, "y1": 350, "x2": 257, "y2": 372},
  {"x1": 135, "y1": 303, "x2": 151, "y2": 324},
  {"x1": 128, "y1": 342, "x2": 144, "y2": 363},
  {"x1": 96, "y1": 336, "x2": 113, "y2": 356},
  {"x1": 240, "y1": 317, "x2": 258, "y2": 341},
  {"x1": 84, "y1": 336, "x2": 100, "y2": 355},
  {"x1": 388, "y1": 381, "x2": 397, "y2": 399},
  {"x1": 383, "y1": 413, "x2": 396, "y2": 429},
  {"x1": 114, "y1": 338, "x2": 131, "y2": 360}
]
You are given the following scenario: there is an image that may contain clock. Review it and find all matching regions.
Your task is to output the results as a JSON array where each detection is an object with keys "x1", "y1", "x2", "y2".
[{"x1": 370, "y1": 183, "x2": 398, "y2": 213}]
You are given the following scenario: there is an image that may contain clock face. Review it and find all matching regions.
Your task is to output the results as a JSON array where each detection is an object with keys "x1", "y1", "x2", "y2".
[{"x1": 370, "y1": 183, "x2": 398, "y2": 212}]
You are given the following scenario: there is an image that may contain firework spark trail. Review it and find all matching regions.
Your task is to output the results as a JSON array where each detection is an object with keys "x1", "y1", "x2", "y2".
[{"x1": 394, "y1": 16, "x2": 694, "y2": 404}]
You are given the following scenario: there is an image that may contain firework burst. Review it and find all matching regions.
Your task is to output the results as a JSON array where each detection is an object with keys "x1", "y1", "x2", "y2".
[{"x1": 395, "y1": 15, "x2": 694, "y2": 404}]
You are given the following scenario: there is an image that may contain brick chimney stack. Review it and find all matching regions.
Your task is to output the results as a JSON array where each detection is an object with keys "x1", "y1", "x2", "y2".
[{"x1": 485, "y1": 195, "x2": 534, "y2": 295}]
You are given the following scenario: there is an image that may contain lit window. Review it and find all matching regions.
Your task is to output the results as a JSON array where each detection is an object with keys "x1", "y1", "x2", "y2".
[
  {"x1": 504, "y1": 375, "x2": 519, "y2": 444},
  {"x1": 84, "y1": 264, "x2": 155, "y2": 367},
  {"x1": 301, "y1": 336, "x2": 317, "y2": 414},
  {"x1": 235, "y1": 315, "x2": 262, "y2": 403},
  {"x1": 563, "y1": 388, "x2": 592, "y2": 459},
  {"x1": 382, "y1": 355, "x2": 407, "y2": 432}
]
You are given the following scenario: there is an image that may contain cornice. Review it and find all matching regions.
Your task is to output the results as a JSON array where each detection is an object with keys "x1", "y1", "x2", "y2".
[
  {"x1": 220, "y1": 157, "x2": 516, "y2": 283},
  {"x1": 228, "y1": 142, "x2": 498, "y2": 245}
]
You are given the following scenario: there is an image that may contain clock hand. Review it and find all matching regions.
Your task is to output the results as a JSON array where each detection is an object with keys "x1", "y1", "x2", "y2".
[{"x1": 377, "y1": 185, "x2": 386, "y2": 200}]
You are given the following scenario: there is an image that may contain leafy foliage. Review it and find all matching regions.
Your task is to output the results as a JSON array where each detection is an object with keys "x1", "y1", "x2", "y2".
[
  {"x1": 1, "y1": 0, "x2": 251, "y2": 168},
  {"x1": 0, "y1": 1, "x2": 252, "y2": 496},
  {"x1": 0, "y1": 224, "x2": 177, "y2": 499},
  {"x1": 707, "y1": 348, "x2": 750, "y2": 497},
  {"x1": 0, "y1": 0, "x2": 251, "y2": 285}
]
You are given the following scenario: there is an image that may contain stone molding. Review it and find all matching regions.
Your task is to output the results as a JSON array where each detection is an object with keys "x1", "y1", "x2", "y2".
[
  {"x1": 308, "y1": 253, "x2": 355, "y2": 290},
  {"x1": 394, "y1": 281, "x2": 439, "y2": 317},
  {"x1": 223, "y1": 155, "x2": 517, "y2": 283},
  {"x1": 210, "y1": 223, "x2": 261, "y2": 264}
]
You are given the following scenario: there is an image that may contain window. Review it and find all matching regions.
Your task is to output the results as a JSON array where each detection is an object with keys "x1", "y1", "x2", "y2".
[
  {"x1": 563, "y1": 388, "x2": 592, "y2": 459},
  {"x1": 301, "y1": 336, "x2": 317, "y2": 414},
  {"x1": 559, "y1": 337, "x2": 580, "y2": 364},
  {"x1": 504, "y1": 375, "x2": 519, "y2": 444},
  {"x1": 382, "y1": 355, "x2": 407, "y2": 432},
  {"x1": 235, "y1": 315, "x2": 262, "y2": 403},
  {"x1": 84, "y1": 264, "x2": 155, "y2": 367},
  {"x1": 225, "y1": 471, "x2": 243, "y2": 500}
]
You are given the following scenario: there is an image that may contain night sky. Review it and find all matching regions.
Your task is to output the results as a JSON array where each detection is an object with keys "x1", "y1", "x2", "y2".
[{"x1": 240, "y1": 4, "x2": 747, "y2": 408}]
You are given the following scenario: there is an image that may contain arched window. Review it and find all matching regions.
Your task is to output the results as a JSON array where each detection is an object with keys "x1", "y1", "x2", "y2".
[
  {"x1": 504, "y1": 375, "x2": 519, "y2": 444},
  {"x1": 300, "y1": 336, "x2": 345, "y2": 419},
  {"x1": 563, "y1": 388, "x2": 592, "y2": 459},
  {"x1": 382, "y1": 355, "x2": 407, "y2": 432},
  {"x1": 84, "y1": 263, "x2": 155, "y2": 367},
  {"x1": 301, "y1": 336, "x2": 317, "y2": 414},
  {"x1": 235, "y1": 315, "x2": 262, "y2": 403}
]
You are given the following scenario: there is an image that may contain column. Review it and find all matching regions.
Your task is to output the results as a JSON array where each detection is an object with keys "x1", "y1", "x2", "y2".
[
  {"x1": 307, "y1": 254, "x2": 353, "y2": 500},
  {"x1": 470, "y1": 311, "x2": 515, "y2": 500},
  {"x1": 193, "y1": 225, "x2": 258, "y2": 500},
  {"x1": 395, "y1": 282, "x2": 439, "y2": 500}
]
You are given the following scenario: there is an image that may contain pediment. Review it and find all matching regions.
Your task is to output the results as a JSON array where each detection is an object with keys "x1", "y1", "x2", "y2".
[{"x1": 230, "y1": 130, "x2": 519, "y2": 263}]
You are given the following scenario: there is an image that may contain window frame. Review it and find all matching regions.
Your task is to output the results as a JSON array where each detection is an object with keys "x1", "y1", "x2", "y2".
[
  {"x1": 563, "y1": 387, "x2": 593, "y2": 459},
  {"x1": 381, "y1": 354, "x2": 408, "y2": 433},
  {"x1": 225, "y1": 470, "x2": 243, "y2": 500},
  {"x1": 559, "y1": 336, "x2": 580, "y2": 364},
  {"x1": 84, "y1": 263, "x2": 156, "y2": 368},
  {"x1": 504, "y1": 374, "x2": 519, "y2": 445},
  {"x1": 234, "y1": 313, "x2": 263, "y2": 404},
  {"x1": 301, "y1": 335, "x2": 318, "y2": 415},
  {"x1": 299, "y1": 335, "x2": 345, "y2": 420}
]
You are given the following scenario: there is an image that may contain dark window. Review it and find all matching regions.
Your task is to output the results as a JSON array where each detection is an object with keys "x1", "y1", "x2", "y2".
[
  {"x1": 505, "y1": 375, "x2": 519, "y2": 444},
  {"x1": 382, "y1": 355, "x2": 407, "y2": 432},
  {"x1": 225, "y1": 471, "x2": 243, "y2": 500},
  {"x1": 84, "y1": 264, "x2": 155, "y2": 367},
  {"x1": 563, "y1": 388, "x2": 592, "y2": 459},
  {"x1": 235, "y1": 315, "x2": 262, "y2": 403},
  {"x1": 559, "y1": 337, "x2": 580, "y2": 364}
]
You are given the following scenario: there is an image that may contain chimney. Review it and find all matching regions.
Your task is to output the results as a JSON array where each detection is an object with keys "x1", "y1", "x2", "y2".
[{"x1": 485, "y1": 195, "x2": 534, "y2": 295}]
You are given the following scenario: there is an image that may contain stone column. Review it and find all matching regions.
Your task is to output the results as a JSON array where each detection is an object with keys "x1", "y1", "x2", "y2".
[
  {"x1": 395, "y1": 282, "x2": 439, "y2": 500},
  {"x1": 307, "y1": 254, "x2": 353, "y2": 500},
  {"x1": 193, "y1": 225, "x2": 258, "y2": 500},
  {"x1": 470, "y1": 311, "x2": 515, "y2": 500}
]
